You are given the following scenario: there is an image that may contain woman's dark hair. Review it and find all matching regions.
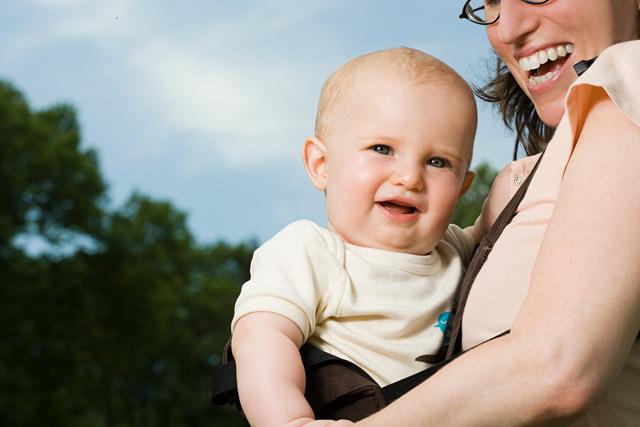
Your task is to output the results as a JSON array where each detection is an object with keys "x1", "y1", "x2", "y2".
[{"x1": 475, "y1": 54, "x2": 555, "y2": 160}]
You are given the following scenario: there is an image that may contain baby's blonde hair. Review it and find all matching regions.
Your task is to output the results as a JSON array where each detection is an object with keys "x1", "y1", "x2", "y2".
[{"x1": 314, "y1": 47, "x2": 475, "y2": 140}]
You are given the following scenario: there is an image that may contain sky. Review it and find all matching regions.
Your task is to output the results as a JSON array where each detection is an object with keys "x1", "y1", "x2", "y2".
[{"x1": 1, "y1": 0, "x2": 516, "y2": 246}]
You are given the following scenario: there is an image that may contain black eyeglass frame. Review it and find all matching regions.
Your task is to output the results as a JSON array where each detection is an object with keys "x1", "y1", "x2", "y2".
[{"x1": 459, "y1": 0, "x2": 551, "y2": 26}]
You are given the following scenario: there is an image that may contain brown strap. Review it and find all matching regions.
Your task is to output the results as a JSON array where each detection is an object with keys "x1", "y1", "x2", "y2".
[{"x1": 445, "y1": 152, "x2": 546, "y2": 360}]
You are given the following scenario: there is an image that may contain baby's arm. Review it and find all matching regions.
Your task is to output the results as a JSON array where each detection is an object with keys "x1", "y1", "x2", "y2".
[
  {"x1": 232, "y1": 221, "x2": 354, "y2": 427},
  {"x1": 232, "y1": 311, "x2": 314, "y2": 427}
]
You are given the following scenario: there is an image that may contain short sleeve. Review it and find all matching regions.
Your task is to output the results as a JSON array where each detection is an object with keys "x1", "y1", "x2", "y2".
[
  {"x1": 231, "y1": 220, "x2": 345, "y2": 341},
  {"x1": 444, "y1": 224, "x2": 476, "y2": 266},
  {"x1": 565, "y1": 40, "x2": 640, "y2": 147}
]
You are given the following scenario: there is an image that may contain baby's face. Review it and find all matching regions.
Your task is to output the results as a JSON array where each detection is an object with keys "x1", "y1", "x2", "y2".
[{"x1": 322, "y1": 71, "x2": 476, "y2": 255}]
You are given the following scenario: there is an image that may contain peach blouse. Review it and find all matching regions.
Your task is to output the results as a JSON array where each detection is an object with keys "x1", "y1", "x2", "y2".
[{"x1": 464, "y1": 41, "x2": 640, "y2": 426}]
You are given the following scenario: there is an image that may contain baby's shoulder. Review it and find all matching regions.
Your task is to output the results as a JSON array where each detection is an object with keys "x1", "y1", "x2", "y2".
[{"x1": 260, "y1": 220, "x2": 344, "y2": 258}]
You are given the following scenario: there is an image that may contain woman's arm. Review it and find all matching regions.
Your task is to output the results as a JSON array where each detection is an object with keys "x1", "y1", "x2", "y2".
[{"x1": 356, "y1": 89, "x2": 640, "y2": 426}]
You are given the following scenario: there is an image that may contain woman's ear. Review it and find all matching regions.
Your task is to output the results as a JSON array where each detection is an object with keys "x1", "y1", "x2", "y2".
[{"x1": 302, "y1": 136, "x2": 328, "y2": 191}]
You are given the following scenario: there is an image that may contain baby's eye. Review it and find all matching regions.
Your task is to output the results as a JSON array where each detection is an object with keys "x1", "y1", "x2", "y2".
[
  {"x1": 427, "y1": 157, "x2": 448, "y2": 168},
  {"x1": 371, "y1": 145, "x2": 391, "y2": 155}
]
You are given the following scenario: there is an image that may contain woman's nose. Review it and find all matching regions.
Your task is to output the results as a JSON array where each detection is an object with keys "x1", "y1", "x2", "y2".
[{"x1": 494, "y1": 0, "x2": 539, "y2": 45}]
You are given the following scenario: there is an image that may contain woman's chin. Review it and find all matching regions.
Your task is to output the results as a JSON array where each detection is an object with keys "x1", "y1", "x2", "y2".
[{"x1": 534, "y1": 100, "x2": 565, "y2": 128}]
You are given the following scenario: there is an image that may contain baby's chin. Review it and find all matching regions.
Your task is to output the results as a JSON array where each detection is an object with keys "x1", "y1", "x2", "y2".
[
  {"x1": 327, "y1": 223, "x2": 433, "y2": 255},
  {"x1": 363, "y1": 242, "x2": 433, "y2": 256}
]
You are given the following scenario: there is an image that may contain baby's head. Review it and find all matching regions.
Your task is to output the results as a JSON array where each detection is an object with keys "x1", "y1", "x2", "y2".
[{"x1": 303, "y1": 47, "x2": 477, "y2": 255}]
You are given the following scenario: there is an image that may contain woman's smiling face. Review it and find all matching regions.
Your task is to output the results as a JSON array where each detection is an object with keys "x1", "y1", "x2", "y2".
[{"x1": 486, "y1": 0, "x2": 639, "y2": 127}]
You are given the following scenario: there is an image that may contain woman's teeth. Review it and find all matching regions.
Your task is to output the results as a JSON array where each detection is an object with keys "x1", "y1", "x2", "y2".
[
  {"x1": 528, "y1": 69, "x2": 558, "y2": 85},
  {"x1": 519, "y1": 43, "x2": 574, "y2": 86},
  {"x1": 519, "y1": 44, "x2": 574, "y2": 71}
]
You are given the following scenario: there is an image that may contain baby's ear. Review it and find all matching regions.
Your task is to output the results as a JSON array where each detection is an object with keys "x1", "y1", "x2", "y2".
[
  {"x1": 302, "y1": 137, "x2": 328, "y2": 191},
  {"x1": 458, "y1": 171, "x2": 475, "y2": 198}
]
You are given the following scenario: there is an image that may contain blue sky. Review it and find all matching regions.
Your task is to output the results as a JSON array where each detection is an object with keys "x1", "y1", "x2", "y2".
[{"x1": 2, "y1": 1, "x2": 515, "y2": 245}]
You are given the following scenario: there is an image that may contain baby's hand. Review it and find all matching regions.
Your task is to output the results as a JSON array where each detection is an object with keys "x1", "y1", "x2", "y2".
[{"x1": 302, "y1": 420, "x2": 354, "y2": 427}]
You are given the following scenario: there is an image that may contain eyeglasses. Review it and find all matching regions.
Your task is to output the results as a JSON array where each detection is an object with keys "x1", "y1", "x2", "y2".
[{"x1": 459, "y1": 0, "x2": 551, "y2": 25}]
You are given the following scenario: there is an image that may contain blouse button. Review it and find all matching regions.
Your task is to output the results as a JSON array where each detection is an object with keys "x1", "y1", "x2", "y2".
[{"x1": 513, "y1": 175, "x2": 524, "y2": 186}]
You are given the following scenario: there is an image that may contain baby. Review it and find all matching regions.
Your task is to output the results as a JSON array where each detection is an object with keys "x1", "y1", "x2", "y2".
[{"x1": 232, "y1": 47, "x2": 481, "y2": 427}]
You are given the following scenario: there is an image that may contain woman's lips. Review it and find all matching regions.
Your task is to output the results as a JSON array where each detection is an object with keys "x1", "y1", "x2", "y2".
[
  {"x1": 518, "y1": 43, "x2": 575, "y2": 90},
  {"x1": 524, "y1": 54, "x2": 573, "y2": 95}
]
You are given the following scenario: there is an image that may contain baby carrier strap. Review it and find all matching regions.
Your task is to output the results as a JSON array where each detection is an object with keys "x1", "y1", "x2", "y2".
[
  {"x1": 211, "y1": 338, "x2": 241, "y2": 411},
  {"x1": 445, "y1": 150, "x2": 546, "y2": 359},
  {"x1": 444, "y1": 149, "x2": 639, "y2": 361},
  {"x1": 301, "y1": 345, "x2": 385, "y2": 421},
  {"x1": 211, "y1": 333, "x2": 514, "y2": 421},
  {"x1": 211, "y1": 341, "x2": 385, "y2": 421},
  {"x1": 212, "y1": 340, "x2": 479, "y2": 421}
]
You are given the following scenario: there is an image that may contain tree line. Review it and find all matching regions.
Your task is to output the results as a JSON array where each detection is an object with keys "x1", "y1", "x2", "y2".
[{"x1": 0, "y1": 80, "x2": 496, "y2": 427}]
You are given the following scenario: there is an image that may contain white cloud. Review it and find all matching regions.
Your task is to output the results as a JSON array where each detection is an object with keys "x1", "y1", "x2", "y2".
[
  {"x1": 25, "y1": 0, "x2": 84, "y2": 7},
  {"x1": 127, "y1": 41, "x2": 318, "y2": 167},
  {"x1": 9, "y1": 1, "x2": 342, "y2": 169},
  {"x1": 15, "y1": 0, "x2": 136, "y2": 48}
]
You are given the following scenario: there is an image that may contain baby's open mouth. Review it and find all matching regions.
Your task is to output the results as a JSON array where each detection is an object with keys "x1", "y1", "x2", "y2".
[
  {"x1": 377, "y1": 201, "x2": 418, "y2": 215},
  {"x1": 519, "y1": 43, "x2": 574, "y2": 86}
]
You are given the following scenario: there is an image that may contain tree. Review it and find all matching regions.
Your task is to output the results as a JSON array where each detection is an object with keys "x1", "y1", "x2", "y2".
[
  {"x1": 0, "y1": 80, "x2": 107, "y2": 426},
  {"x1": 82, "y1": 194, "x2": 253, "y2": 426},
  {"x1": 452, "y1": 162, "x2": 498, "y2": 228},
  {"x1": 0, "y1": 80, "x2": 254, "y2": 427},
  {"x1": 0, "y1": 81, "x2": 106, "y2": 255}
]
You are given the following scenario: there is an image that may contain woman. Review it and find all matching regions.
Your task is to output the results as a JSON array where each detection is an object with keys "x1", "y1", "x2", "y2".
[{"x1": 354, "y1": 0, "x2": 640, "y2": 426}]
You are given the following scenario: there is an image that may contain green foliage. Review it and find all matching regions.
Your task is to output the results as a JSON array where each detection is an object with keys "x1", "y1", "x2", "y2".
[
  {"x1": 0, "y1": 80, "x2": 252, "y2": 427},
  {"x1": 452, "y1": 162, "x2": 499, "y2": 228},
  {"x1": 0, "y1": 81, "x2": 106, "y2": 252}
]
